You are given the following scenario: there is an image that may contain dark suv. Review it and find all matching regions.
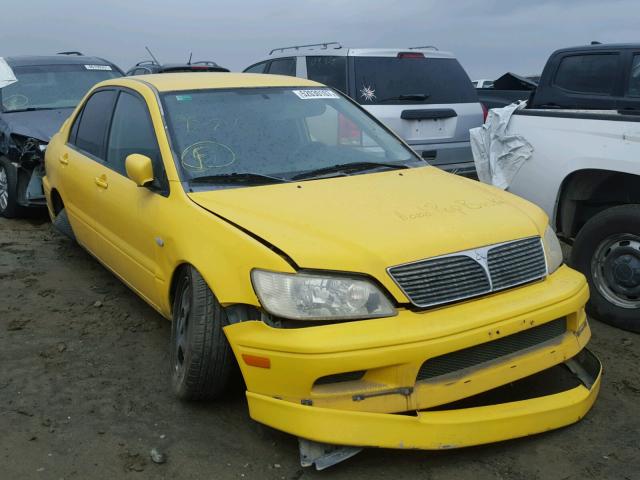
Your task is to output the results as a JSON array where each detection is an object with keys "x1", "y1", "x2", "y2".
[{"x1": 0, "y1": 53, "x2": 122, "y2": 217}]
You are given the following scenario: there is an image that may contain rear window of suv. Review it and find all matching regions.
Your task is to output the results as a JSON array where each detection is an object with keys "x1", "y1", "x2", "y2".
[{"x1": 353, "y1": 56, "x2": 477, "y2": 105}]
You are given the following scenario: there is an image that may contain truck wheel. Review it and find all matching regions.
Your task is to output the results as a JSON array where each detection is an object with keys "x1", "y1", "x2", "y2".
[
  {"x1": 571, "y1": 205, "x2": 640, "y2": 332},
  {"x1": 0, "y1": 157, "x2": 25, "y2": 218},
  {"x1": 53, "y1": 208, "x2": 76, "y2": 241},
  {"x1": 170, "y1": 265, "x2": 235, "y2": 400}
]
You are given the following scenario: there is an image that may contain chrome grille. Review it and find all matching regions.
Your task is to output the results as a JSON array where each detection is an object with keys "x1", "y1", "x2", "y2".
[
  {"x1": 488, "y1": 237, "x2": 547, "y2": 290},
  {"x1": 388, "y1": 256, "x2": 490, "y2": 307},
  {"x1": 388, "y1": 237, "x2": 547, "y2": 308}
]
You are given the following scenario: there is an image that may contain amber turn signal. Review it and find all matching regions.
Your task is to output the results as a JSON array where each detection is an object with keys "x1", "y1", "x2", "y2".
[{"x1": 242, "y1": 354, "x2": 271, "y2": 368}]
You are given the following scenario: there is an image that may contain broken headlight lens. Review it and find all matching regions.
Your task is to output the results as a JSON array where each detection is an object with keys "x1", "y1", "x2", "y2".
[
  {"x1": 251, "y1": 270, "x2": 396, "y2": 321},
  {"x1": 543, "y1": 225, "x2": 563, "y2": 274}
]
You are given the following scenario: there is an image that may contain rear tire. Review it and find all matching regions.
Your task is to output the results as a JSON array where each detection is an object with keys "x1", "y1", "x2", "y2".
[
  {"x1": 52, "y1": 208, "x2": 76, "y2": 241},
  {"x1": 570, "y1": 205, "x2": 640, "y2": 332},
  {"x1": 170, "y1": 266, "x2": 235, "y2": 400},
  {"x1": 0, "y1": 157, "x2": 26, "y2": 218}
]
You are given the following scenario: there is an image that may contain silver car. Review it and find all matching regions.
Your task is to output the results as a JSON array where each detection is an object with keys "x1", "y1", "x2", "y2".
[{"x1": 244, "y1": 43, "x2": 484, "y2": 177}]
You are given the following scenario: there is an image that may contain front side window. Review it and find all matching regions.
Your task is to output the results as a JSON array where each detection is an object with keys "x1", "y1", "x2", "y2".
[
  {"x1": 107, "y1": 91, "x2": 161, "y2": 178},
  {"x1": 554, "y1": 54, "x2": 619, "y2": 94},
  {"x1": 0, "y1": 64, "x2": 120, "y2": 112},
  {"x1": 73, "y1": 89, "x2": 117, "y2": 159},
  {"x1": 628, "y1": 54, "x2": 640, "y2": 97},
  {"x1": 306, "y1": 56, "x2": 347, "y2": 92},
  {"x1": 267, "y1": 58, "x2": 296, "y2": 76},
  {"x1": 161, "y1": 87, "x2": 421, "y2": 188}
]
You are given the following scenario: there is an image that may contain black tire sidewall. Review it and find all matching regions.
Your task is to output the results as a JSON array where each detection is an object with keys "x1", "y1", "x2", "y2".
[
  {"x1": 570, "y1": 205, "x2": 640, "y2": 332},
  {"x1": 0, "y1": 158, "x2": 19, "y2": 218},
  {"x1": 169, "y1": 266, "x2": 234, "y2": 400}
]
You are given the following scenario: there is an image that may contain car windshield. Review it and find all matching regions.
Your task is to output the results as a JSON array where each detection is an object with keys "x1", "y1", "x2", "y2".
[
  {"x1": 161, "y1": 87, "x2": 422, "y2": 186},
  {"x1": 353, "y1": 56, "x2": 477, "y2": 105},
  {"x1": 0, "y1": 64, "x2": 120, "y2": 112}
]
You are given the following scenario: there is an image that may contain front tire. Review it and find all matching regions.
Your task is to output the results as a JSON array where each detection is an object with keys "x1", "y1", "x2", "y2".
[
  {"x1": 571, "y1": 205, "x2": 640, "y2": 332},
  {"x1": 170, "y1": 266, "x2": 235, "y2": 400},
  {"x1": 0, "y1": 157, "x2": 26, "y2": 218}
]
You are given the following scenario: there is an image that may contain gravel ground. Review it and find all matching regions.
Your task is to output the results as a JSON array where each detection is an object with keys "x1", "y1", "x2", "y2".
[{"x1": 1, "y1": 215, "x2": 639, "y2": 480}]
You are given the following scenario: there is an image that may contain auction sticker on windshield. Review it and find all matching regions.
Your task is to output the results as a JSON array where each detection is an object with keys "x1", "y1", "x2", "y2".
[
  {"x1": 84, "y1": 65, "x2": 113, "y2": 71},
  {"x1": 293, "y1": 89, "x2": 340, "y2": 99}
]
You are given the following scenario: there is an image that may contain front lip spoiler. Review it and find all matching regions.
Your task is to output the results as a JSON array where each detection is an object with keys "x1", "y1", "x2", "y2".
[{"x1": 246, "y1": 348, "x2": 602, "y2": 451}]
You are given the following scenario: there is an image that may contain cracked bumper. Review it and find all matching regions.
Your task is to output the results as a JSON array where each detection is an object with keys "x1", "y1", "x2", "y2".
[
  {"x1": 225, "y1": 266, "x2": 599, "y2": 449},
  {"x1": 247, "y1": 349, "x2": 601, "y2": 450}
]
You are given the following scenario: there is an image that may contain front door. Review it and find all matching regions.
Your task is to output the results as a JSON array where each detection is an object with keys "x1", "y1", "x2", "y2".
[{"x1": 88, "y1": 89, "x2": 169, "y2": 309}]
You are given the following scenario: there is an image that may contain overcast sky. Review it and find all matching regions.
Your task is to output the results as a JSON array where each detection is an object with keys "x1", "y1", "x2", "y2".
[{"x1": 1, "y1": 0, "x2": 639, "y2": 79}]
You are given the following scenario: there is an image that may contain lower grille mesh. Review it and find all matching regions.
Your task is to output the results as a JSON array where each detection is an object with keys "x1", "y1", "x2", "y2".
[{"x1": 416, "y1": 318, "x2": 567, "y2": 382}]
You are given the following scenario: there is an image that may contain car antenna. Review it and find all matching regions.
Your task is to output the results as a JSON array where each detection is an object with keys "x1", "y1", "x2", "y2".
[
  {"x1": 145, "y1": 46, "x2": 161, "y2": 66},
  {"x1": 187, "y1": 52, "x2": 193, "y2": 65}
]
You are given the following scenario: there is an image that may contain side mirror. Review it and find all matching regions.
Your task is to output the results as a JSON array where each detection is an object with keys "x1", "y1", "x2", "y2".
[{"x1": 125, "y1": 154, "x2": 154, "y2": 187}]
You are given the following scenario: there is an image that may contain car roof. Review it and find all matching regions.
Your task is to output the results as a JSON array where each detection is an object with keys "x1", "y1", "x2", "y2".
[
  {"x1": 553, "y1": 43, "x2": 640, "y2": 54},
  {"x1": 109, "y1": 72, "x2": 323, "y2": 92},
  {"x1": 4, "y1": 55, "x2": 116, "y2": 67},
  {"x1": 266, "y1": 47, "x2": 454, "y2": 60}
]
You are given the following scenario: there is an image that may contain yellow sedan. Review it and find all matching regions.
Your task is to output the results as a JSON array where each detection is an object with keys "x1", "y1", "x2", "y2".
[{"x1": 43, "y1": 73, "x2": 600, "y2": 469}]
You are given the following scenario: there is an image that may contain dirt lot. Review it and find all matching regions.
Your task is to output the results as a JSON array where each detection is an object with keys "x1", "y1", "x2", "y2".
[{"x1": 1, "y1": 215, "x2": 639, "y2": 480}]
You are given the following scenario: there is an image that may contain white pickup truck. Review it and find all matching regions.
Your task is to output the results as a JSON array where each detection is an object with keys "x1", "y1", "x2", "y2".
[{"x1": 472, "y1": 108, "x2": 640, "y2": 332}]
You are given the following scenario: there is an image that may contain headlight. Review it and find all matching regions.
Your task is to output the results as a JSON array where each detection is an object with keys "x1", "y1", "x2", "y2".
[
  {"x1": 251, "y1": 270, "x2": 396, "y2": 321},
  {"x1": 543, "y1": 225, "x2": 563, "y2": 274}
]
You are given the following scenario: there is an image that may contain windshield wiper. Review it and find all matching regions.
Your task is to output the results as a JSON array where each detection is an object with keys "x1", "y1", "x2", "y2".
[
  {"x1": 377, "y1": 93, "x2": 430, "y2": 103},
  {"x1": 291, "y1": 161, "x2": 409, "y2": 181},
  {"x1": 189, "y1": 172, "x2": 290, "y2": 185},
  {"x1": 3, "y1": 106, "x2": 72, "y2": 113}
]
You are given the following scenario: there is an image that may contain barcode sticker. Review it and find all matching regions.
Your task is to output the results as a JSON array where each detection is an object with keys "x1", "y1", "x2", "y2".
[
  {"x1": 84, "y1": 65, "x2": 112, "y2": 71},
  {"x1": 293, "y1": 89, "x2": 339, "y2": 99}
]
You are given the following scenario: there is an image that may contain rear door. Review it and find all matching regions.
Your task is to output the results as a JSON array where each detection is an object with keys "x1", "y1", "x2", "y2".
[
  {"x1": 63, "y1": 88, "x2": 118, "y2": 250},
  {"x1": 348, "y1": 54, "x2": 481, "y2": 165}
]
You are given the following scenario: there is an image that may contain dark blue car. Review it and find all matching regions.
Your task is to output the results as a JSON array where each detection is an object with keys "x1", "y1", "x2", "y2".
[{"x1": 0, "y1": 53, "x2": 122, "y2": 217}]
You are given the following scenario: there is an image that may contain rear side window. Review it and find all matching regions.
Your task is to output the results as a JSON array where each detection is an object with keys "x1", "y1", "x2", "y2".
[
  {"x1": 628, "y1": 54, "x2": 640, "y2": 97},
  {"x1": 306, "y1": 56, "x2": 347, "y2": 92},
  {"x1": 353, "y1": 57, "x2": 477, "y2": 105},
  {"x1": 73, "y1": 89, "x2": 117, "y2": 158},
  {"x1": 268, "y1": 58, "x2": 296, "y2": 76},
  {"x1": 554, "y1": 54, "x2": 619, "y2": 94},
  {"x1": 107, "y1": 91, "x2": 161, "y2": 178},
  {"x1": 244, "y1": 62, "x2": 268, "y2": 73}
]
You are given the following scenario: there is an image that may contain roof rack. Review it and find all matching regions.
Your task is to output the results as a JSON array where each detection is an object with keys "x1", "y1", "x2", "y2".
[
  {"x1": 57, "y1": 51, "x2": 84, "y2": 56},
  {"x1": 269, "y1": 42, "x2": 342, "y2": 55},
  {"x1": 408, "y1": 45, "x2": 439, "y2": 51}
]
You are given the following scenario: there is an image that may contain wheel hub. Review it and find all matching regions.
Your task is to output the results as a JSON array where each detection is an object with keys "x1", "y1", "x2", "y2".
[{"x1": 592, "y1": 235, "x2": 640, "y2": 309}]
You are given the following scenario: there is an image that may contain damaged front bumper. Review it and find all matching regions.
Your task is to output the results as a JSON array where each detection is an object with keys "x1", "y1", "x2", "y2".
[
  {"x1": 247, "y1": 349, "x2": 600, "y2": 451},
  {"x1": 224, "y1": 266, "x2": 600, "y2": 452}
]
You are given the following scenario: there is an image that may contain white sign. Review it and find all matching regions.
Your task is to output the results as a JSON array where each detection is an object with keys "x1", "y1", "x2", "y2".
[
  {"x1": 84, "y1": 64, "x2": 113, "y2": 71},
  {"x1": 293, "y1": 89, "x2": 340, "y2": 100}
]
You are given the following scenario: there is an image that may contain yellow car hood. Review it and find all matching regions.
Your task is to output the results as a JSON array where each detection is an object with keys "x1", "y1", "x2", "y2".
[{"x1": 188, "y1": 167, "x2": 546, "y2": 285}]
